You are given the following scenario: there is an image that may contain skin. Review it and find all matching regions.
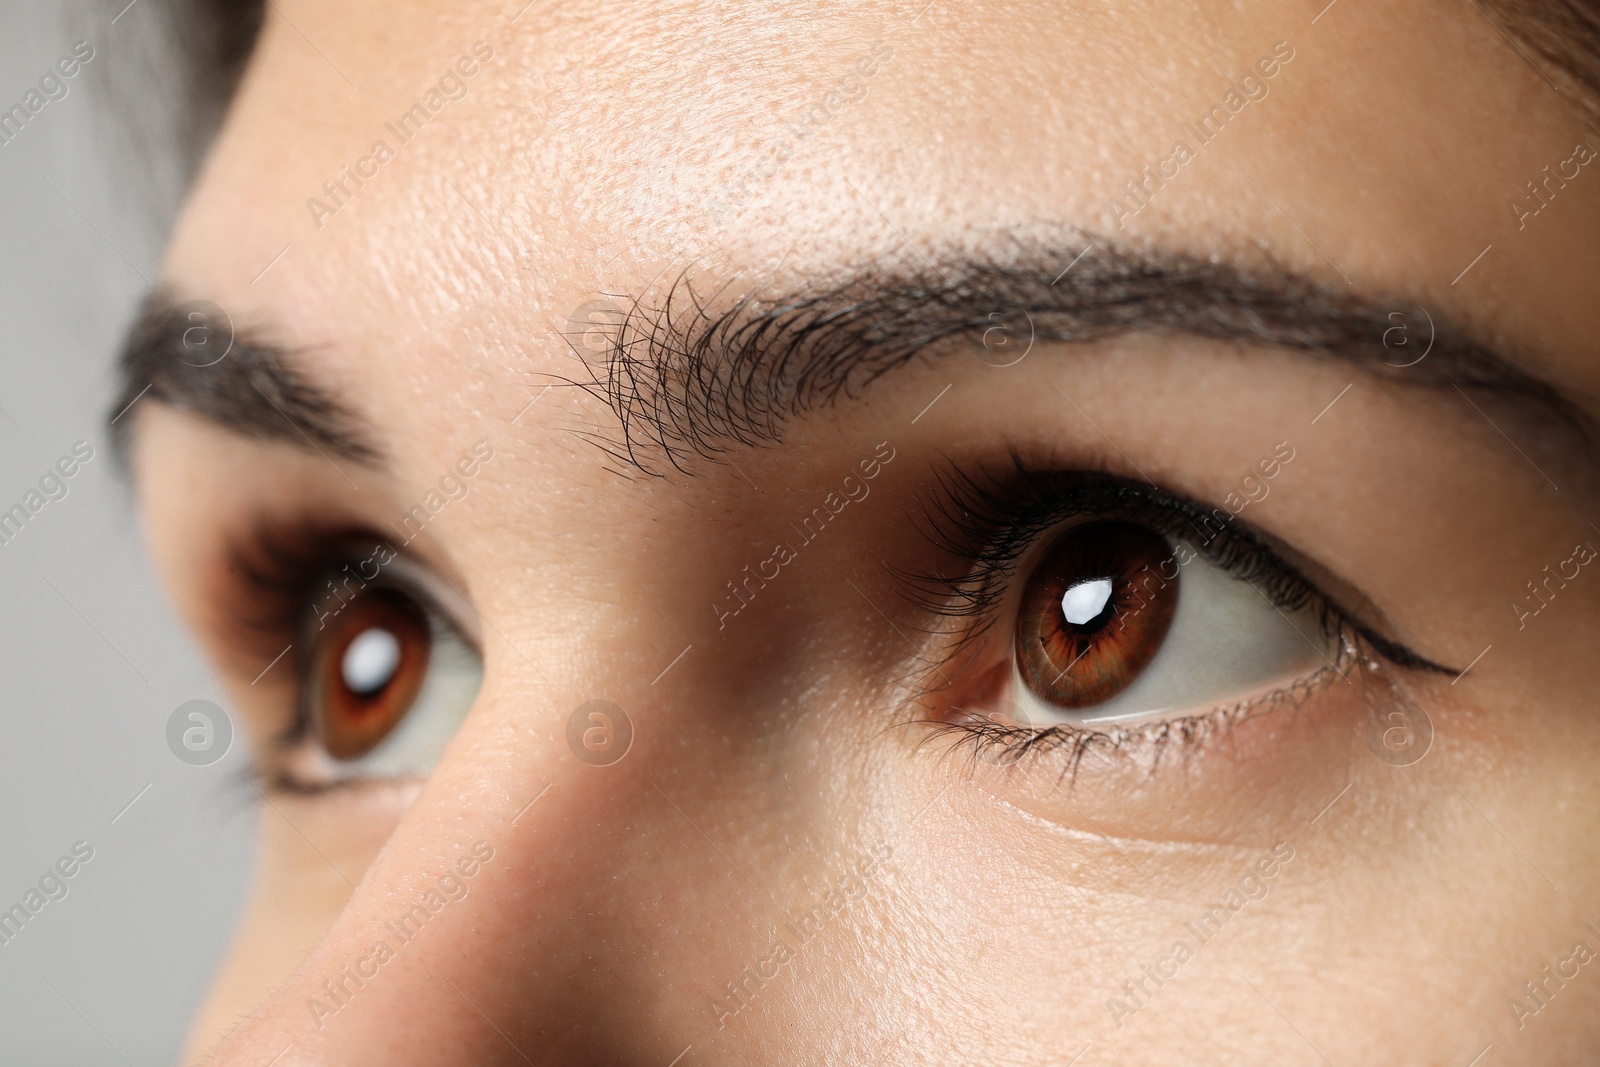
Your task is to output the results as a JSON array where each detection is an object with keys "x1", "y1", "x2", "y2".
[{"x1": 126, "y1": 0, "x2": 1600, "y2": 1063}]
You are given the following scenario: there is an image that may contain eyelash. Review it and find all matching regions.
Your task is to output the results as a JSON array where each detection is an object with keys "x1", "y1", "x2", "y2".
[
  {"x1": 899, "y1": 453, "x2": 1449, "y2": 770},
  {"x1": 223, "y1": 523, "x2": 417, "y2": 793},
  {"x1": 216, "y1": 458, "x2": 1448, "y2": 788}
]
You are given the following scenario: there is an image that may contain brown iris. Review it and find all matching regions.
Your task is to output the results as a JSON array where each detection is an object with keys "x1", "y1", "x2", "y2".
[
  {"x1": 307, "y1": 587, "x2": 432, "y2": 760},
  {"x1": 1015, "y1": 521, "x2": 1179, "y2": 709}
]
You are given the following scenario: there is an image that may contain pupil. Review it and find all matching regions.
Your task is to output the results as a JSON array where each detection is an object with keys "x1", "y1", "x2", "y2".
[
  {"x1": 342, "y1": 628, "x2": 401, "y2": 695},
  {"x1": 1060, "y1": 577, "x2": 1115, "y2": 628}
]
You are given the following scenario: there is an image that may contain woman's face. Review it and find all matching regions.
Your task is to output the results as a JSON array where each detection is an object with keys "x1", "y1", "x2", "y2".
[{"x1": 130, "y1": 1, "x2": 1600, "y2": 1063}]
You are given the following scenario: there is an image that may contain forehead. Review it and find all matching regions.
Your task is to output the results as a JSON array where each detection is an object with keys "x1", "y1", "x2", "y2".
[{"x1": 161, "y1": 0, "x2": 1599, "y2": 465}]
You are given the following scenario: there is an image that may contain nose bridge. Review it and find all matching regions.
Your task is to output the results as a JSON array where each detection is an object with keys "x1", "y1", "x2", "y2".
[{"x1": 213, "y1": 664, "x2": 760, "y2": 1066}]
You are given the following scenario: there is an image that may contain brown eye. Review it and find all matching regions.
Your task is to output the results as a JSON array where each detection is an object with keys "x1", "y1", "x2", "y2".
[
  {"x1": 307, "y1": 587, "x2": 433, "y2": 760},
  {"x1": 1015, "y1": 521, "x2": 1179, "y2": 708}
]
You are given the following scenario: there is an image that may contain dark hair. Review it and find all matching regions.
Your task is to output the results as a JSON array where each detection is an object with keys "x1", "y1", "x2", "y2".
[
  {"x1": 81, "y1": 0, "x2": 263, "y2": 225},
  {"x1": 1491, "y1": 0, "x2": 1600, "y2": 113},
  {"x1": 163, "y1": 0, "x2": 265, "y2": 175}
]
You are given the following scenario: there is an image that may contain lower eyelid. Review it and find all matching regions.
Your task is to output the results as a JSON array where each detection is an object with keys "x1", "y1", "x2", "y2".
[
  {"x1": 937, "y1": 644, "x2": 1358, "y2": 780},
  {"x1": 260, "y1": 768, "x2": 422, "y2": 797}
]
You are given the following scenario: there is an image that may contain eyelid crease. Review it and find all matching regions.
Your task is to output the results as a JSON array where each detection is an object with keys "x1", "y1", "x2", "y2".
[
  {"x1": 222, "y1": 521, "x2": 480, "y2": 655},
  {"x1": 894, "y1": 453, "x2": 1456, "y2": 697},
  {"x1": 378, "y1": 551, "x2": 483, "y2": 653},
  {"x1": 1242, "y1": 525, "x2": 1445, "y2": 675}
]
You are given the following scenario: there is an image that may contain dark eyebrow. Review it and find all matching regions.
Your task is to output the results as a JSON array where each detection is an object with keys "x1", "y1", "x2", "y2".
[
  {"x1": 569, "y1": 231, "x2": 1586, "y2": 474},
  {"x1": 109, "y1": 291, "x2": 379, "y2": 466},
  {"x1": 114, "y1": 234, "x2": 1583, "y2": 478}
]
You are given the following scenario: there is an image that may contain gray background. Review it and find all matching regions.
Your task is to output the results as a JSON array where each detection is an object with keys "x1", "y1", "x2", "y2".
[{"x1": 0, "y1": 2, "x2": 255, "y2": 1063}]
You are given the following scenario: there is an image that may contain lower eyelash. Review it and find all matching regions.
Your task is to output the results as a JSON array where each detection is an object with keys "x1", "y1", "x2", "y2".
[
  {"x1": 893, "y1": 454, "x2": 1457, "y2": 773},
  {"x1": 924, "y1": 639, "x2": 1360, "y2": 787}
]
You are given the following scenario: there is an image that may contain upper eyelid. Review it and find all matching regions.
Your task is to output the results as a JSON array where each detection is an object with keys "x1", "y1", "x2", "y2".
[
  {"x1": 272, "y1": 556, "x2": 480, "y2": 790},
  {"x1": 214, "y1": 530, "x2": 481, "y2": 790},
  {"x1": 374, "y1": 552, "x2": 483, "y2": 653},
  {"x1": 225, "y1": 524, "x2": 478, "y2": 649},
  {"x1": 902, "y1": 459, "x2": 1455, "y2": 676},
  {"x1": 283, "y1": 548, "x2": 480, "y2": 724}
]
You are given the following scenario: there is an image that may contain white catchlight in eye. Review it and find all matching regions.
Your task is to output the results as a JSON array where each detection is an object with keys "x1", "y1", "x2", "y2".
[
  {"x1": 1061, "y1": 578, "x2": 1114, "y2": 625},
  {"x1": 342, "y1": 628, "x2": 401, "y2": 694}
]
